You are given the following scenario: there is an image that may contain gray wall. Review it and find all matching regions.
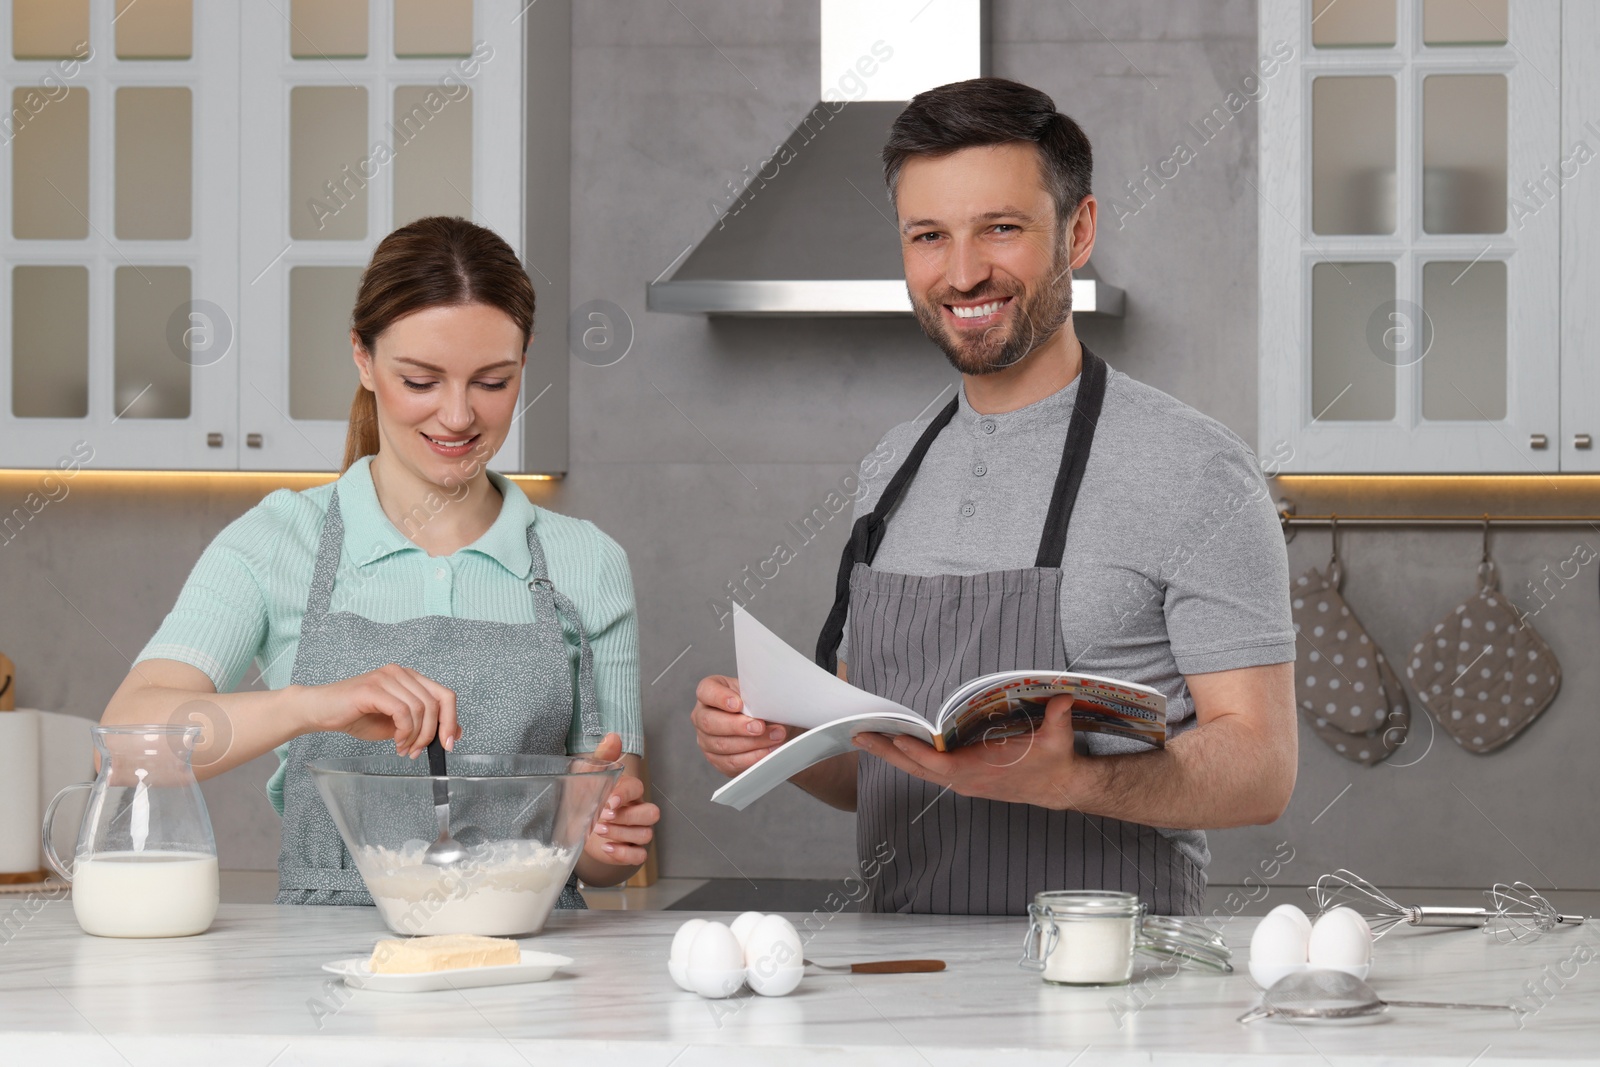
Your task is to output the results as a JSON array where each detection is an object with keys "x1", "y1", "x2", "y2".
[
  {"x1": 3, "y1": 477, "x2": 301, "y2": 869},
  {"x1": 5, "y1": 0, "x2": 1595, "y2": 894},
  {"x1": 549, "y1": 0, "x2": 1277, "y2": 886}
]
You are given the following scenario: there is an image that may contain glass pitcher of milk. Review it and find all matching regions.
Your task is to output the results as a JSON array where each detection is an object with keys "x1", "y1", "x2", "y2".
[{"x1": 42, "y1": 724, "x2": 219, "y2": 938}]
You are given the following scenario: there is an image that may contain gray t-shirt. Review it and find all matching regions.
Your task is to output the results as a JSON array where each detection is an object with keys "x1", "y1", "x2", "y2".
[{"x1": 840, "y1": 366, "x2": 1295, "y2": 871}]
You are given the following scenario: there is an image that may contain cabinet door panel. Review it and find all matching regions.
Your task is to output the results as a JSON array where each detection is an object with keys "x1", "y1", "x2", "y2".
[
  {"x1": 1560, "y1": 0, "x2": 1600, "y2": 471},
  {"x1": 1259, "y1": 0, "x2": 1560, "y2": 473},
  {"x1": 238, "y1": 0, "x2": 523, "y2": 473},
  {"x1": 0, "y1": 0, "x2": 238, "y2": 469}
]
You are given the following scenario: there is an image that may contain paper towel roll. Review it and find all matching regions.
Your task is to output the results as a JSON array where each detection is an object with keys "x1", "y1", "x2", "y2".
[{"x1": 0, "y1": 710, "x2": 42, "y2": 877}]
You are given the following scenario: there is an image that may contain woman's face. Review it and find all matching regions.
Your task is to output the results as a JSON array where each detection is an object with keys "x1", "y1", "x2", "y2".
[{"x1": 353, "y1": 302, "x2": 526, "y2": 489}]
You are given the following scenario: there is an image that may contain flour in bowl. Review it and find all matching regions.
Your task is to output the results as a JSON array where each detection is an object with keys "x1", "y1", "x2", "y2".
[{"x1": 358, "y1": 839, "x2": 578, "y2": 936}]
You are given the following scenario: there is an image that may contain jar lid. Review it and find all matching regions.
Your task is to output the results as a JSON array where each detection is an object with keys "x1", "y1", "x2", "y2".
[
  {"x1": 1032, "y1": 890, "x2": 1141, "y2": 918},
  {"x1": 1136, "y1": 915, "x2": 1234, "y2": 973}
]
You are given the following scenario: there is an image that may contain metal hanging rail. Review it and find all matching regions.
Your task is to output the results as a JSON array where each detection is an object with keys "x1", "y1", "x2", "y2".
[{"x1": 1280, "y1": 513, "x2": 1600, "y2": 529}]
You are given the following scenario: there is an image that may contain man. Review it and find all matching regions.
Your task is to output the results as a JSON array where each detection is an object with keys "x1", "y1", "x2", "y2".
[{"x1": 690, "y1": 78, "x2": 1296, "y2": 916}]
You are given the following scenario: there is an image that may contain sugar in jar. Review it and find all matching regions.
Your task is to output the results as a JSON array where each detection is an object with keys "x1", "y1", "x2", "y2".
[{"x1": 1021, "y1": 890, "x2": 1141, "y2": 985}]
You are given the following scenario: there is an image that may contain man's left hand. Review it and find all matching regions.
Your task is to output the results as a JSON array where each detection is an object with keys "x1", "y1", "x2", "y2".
[{"x1": 852, "y1": 695, "x2": 1081, "y2": 810}]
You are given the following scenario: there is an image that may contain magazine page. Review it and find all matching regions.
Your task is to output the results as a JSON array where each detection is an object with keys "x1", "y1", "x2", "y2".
[
  {"x1": 733, "y1": 606, "x2": 922, "y2": 730},
  {"x1": 935, "y1": 672, "x2": 1168, "y2": 751},
  {"x1": 710, "y1": 713, "x2": 935, "y2": 810}
]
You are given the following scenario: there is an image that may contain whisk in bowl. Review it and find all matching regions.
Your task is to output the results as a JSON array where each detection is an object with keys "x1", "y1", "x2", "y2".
[{"x1": 1485, "y1": 882, "x2": 1586, "y2": 944}]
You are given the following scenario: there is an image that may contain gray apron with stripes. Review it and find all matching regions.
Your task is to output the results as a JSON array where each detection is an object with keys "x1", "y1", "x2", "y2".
[
  {"x1": 817, "y1": 350, "x2": 1205, "y2": 916},
  {"x1": 276, "y1": 488, "x2": 600, "y2": 908}
]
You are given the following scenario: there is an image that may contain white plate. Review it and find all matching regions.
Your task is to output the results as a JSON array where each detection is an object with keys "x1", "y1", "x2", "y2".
[{"x1": 322, "y1": 949, "x2": 574, "y2": 993}]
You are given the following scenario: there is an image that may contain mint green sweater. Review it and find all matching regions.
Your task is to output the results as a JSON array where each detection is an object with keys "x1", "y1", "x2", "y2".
[{"x1": 136, "y1": 457, "x2": 642, "y2": 813}]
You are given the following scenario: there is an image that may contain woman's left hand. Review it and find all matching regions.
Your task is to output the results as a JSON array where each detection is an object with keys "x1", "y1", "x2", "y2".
[{"x1": 581, "y1": 734, "x2": 660, "y2": 871}]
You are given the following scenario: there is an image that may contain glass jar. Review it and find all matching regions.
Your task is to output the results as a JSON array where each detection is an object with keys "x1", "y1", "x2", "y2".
[
  {"x1": 1021, "y1": 890, "x2": 1234, "y2": 985},
  {"x1": 1022, "y1": 890, "x2": 1142, "y2": 985}
]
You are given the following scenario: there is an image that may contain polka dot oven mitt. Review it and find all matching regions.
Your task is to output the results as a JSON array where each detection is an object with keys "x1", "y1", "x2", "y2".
[
  {"x1": 1405, "y1": 569, "x2": 1561, "y2": 754},
  {"x1": 1292, "y1": 565, "x2": 1410, "y2": 765}
]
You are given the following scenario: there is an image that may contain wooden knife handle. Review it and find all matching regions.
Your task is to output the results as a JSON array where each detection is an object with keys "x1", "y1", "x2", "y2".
[{"x1": 850, "y1": 959, "x2": 946, "y2": 974}]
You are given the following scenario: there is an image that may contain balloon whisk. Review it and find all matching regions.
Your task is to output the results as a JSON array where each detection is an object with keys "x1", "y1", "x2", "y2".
[
  {"x1": 1485, "y1": 882, "x2": 1587, "y2": 944},
  {"x1": 1308, "y1": 869, "x2": 1488, "y2": 940}
]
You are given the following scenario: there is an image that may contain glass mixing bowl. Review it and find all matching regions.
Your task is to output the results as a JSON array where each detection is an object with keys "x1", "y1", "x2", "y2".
[{"x1": 309, "y1": 753, "x2": 622, "y2": 936}]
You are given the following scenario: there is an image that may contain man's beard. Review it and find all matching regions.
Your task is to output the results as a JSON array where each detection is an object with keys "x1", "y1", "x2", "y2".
[{"x1": 910, "y1": 245, "x2": 1074, "y2": 377}]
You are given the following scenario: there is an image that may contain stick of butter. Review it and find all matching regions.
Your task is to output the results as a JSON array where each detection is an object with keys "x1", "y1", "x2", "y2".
[{"x1": 369, "y1": 934, "x2": 521, "y2": 974}]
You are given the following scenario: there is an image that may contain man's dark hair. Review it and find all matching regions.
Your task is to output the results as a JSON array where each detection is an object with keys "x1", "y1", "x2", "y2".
[{"x1": 882, "y1": 78, "x2": 1093, "y2": 225}]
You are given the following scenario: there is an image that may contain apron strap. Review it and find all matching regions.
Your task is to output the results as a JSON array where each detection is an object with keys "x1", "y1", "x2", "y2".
[
  {"x1": 814, "y1": 396, "x2": 960, "y2": 671},
  {"x1": 526, "y1": 524, "x2": 603, "y2": 742},
  {"x1": 1034, "y1": 347, "x2": 1108, "y2": 569},
  {"x1": 304, "y1": 488, "x2": 347, "y2": 619},
  {"x1": 863, "y1": 395, "x2": 963, "y2": 540},
  {"x1": 814, "y1": 347, "x2": 1109, "y2": 671}
]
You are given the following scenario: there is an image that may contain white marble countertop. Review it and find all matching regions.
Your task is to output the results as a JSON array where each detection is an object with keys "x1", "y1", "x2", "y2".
[{"x1": 2, "y1": 899, "x2": 1598, "y2": 1065}]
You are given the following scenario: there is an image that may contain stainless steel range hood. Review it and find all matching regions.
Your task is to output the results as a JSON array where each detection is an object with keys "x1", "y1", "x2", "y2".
[
  {"x1": 646, "y1": 100, "x2": 1123, "y2": 317},
  {"x1": 647, "y1": 3, "x2": 1124, "y2": 319}
]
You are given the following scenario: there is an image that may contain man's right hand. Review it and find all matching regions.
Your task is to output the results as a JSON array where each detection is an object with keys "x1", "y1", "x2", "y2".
[{"x1": 690, "y1": 675, "x2": 789, "y2": 778}]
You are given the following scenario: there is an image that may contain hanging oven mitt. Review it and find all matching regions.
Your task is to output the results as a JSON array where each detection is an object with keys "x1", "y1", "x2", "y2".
[
  {"x1": 1405, "y1": 558, "x2": 1560, "y2": 754},
  {"x1": 1292, "y1": 559, "x2": 1410, "y2": 765}
]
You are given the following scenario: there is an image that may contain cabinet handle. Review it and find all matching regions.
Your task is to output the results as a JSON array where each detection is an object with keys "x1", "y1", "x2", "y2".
[
  {"x1": 1530, "y1": 434, "x2": 1548, "y2": 450},
  {"x1": 1576, "y1": 434, "x2": 1593, "y2": 450},
  {"x1": 246, "y1": 433, "x2": 263, "y2": 449},
  {"x1": 207, "y1": 432, "x2": 223, "y2": 448}
]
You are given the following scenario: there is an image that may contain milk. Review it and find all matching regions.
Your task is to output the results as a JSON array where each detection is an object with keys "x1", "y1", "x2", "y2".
[{"x1": 71, "y1": 851, "x2": 219, "y2": 938}]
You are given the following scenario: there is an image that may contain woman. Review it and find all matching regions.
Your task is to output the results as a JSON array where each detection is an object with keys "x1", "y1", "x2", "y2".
[{"x1": 103, "y1": 216, "x2": 657, "y2": 906}]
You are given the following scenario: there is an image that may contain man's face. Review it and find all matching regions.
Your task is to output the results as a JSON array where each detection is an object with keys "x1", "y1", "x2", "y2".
[{"x1": 895, "y1": 143, "x2": 1089, "y2": 375}]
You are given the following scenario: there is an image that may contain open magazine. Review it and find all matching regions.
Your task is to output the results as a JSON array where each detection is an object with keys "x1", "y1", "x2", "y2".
[{"x1": 711, "y1": 607, "x2": 1168, "y2": 810}]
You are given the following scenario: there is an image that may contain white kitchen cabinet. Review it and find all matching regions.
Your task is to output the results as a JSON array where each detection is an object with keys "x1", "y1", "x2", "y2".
[
  {"x1": 0, "y1": 0, "x2": 526, "y2": 472},
  {"x1": 1, "y1": 0, "x2": 240, "y2": 469},
  {"x1": 237, "y1": 0, "x2": 525, "y2": 473},
  {"x1": 1258, "y1": 0, "x2": 1572, "y2": 473},
  {"x1": 1560, "y1": 0, "x2": 1600, "y2": 472}
]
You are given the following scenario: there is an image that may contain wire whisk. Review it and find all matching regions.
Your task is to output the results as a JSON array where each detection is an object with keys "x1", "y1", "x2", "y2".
[
  {"x1": 1310, "y1": 869, "x2": 1587, "y2": 944},
  {"x1": 1485, "y1": 882, "x2": 1587, "y2": 944},
  {"x1": 1308, "y1": 869, "x2": 1488, "y2": 940}
]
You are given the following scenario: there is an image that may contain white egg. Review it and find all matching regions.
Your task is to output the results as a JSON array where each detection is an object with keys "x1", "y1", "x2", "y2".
[
  {"x1": 688, "y1": 921, "x2": 745, "y2": 969},
  {"x1": 743, "y1": 915, "x2": 803, "y2": 997},
  {"x1": 743, "y1": 914, "x2": 802, "y2": 969},
  {"x1": 1265, "y1": 903, "x2": 1313, "y2": 940},
  {"x1": 1248, "y1": 959, "x2": 1307, "y2": 990},
  {"x1": 729, "y1": 911, "x2": 766, "y2": 952},
  {"x1": 670, "y1": 918, "x2": 706, "y2": 965},
  {"x1": 686, "y1": 922, "x2": 747, "y2": 999},
  {"x1": 1249, "y1": 912, "x2": 1309, "y2": 965},
  {"x1": 1333, "y1": 907, "x2": 1372, "y2": 942},
  {"x1": 690, "y1": 964, "x2": 746, "y2": 999},
  {"x1": 668, "y1": 918, "x2": 707, "y2": 992},
  {"x1": 747, "y1": 961, "x2": 804, "y2": 997},
  {"x1": 1308, "y1": 907, "x2": 1372, "y2": 969}
]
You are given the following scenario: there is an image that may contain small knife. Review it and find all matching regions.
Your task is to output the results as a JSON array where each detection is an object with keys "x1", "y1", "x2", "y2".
[{"x1": 804, "y1": 959, "x2": 946, "y2": 974}]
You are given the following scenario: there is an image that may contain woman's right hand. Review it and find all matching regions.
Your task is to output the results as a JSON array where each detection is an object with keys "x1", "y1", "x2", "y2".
[
  {"x1": 295, "y1": 664, "x2": 461, "y2": 758},
  {"x1": 690, "y1": 675, "x2": 789, "y2": 777}
]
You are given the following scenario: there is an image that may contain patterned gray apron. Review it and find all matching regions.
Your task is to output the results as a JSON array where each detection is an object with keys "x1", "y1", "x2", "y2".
[
  {"x1": 276, "y1": 489, "x2": 601, "y2": 908},
  {"x1": 816, "y1": 350, "x2": 1205, "y2": 916}
]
